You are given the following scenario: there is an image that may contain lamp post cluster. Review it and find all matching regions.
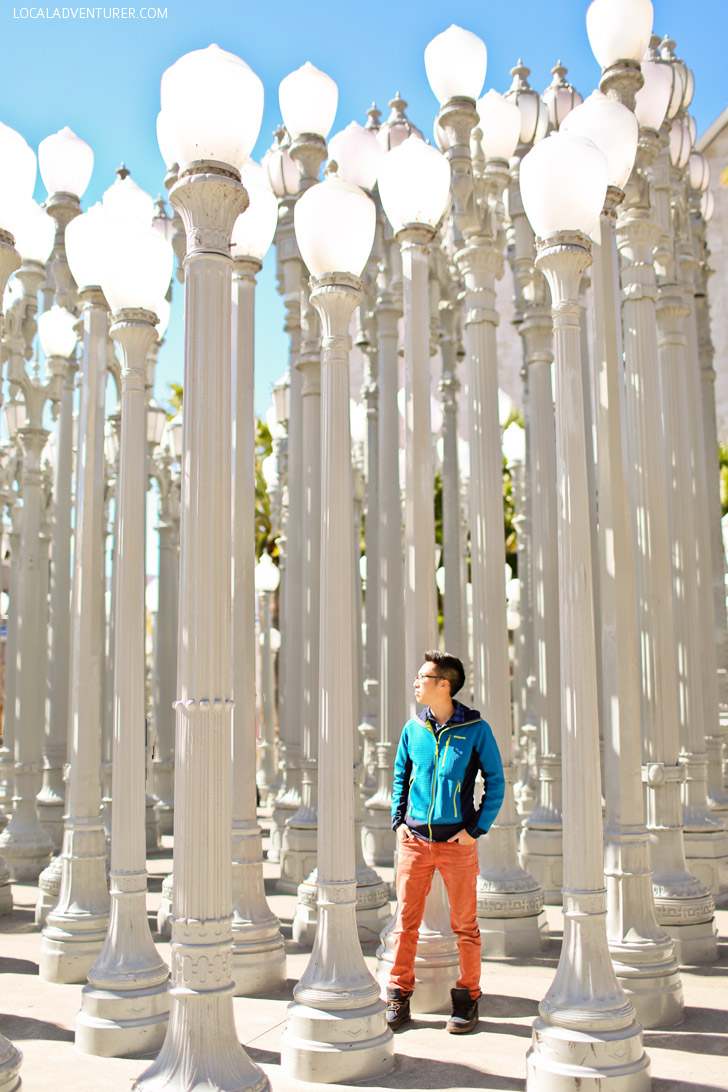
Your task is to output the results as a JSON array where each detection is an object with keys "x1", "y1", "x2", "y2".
[{"x1": 0, "y1": 2, "x2": 724, "y2": 1091}]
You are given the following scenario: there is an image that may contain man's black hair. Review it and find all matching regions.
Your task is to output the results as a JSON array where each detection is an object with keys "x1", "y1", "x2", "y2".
[{"x1": 423, "y1": 650, "x2": 466, "y2": 697}]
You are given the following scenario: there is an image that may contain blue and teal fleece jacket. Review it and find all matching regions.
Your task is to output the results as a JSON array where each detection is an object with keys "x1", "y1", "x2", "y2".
[{"x1": 391, "y1": 701, "x2": 505, "y2": 842}]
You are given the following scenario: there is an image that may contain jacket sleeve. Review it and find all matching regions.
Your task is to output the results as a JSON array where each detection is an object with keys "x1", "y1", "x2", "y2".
[
  {"x1": 467, "y1": 722, "x2": 505, "y2": 837},
  {"x1": 391, "y1": 725, "x2": 412, "y2": 831}
]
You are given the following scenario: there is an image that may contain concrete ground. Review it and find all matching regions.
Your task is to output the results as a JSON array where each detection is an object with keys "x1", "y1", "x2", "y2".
[{"x1": 1, "y1": 821, "x2": 727, "y2": 1092}]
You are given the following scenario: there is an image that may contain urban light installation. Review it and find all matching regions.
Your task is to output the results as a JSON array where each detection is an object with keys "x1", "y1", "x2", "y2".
[
  {"x1": 425, "y1": 24, "x2": 546, "y2": 956},
  {"x1": 281, "y1": 169, "x2": 393, "y2": 1084},
  {"x1": 136, "y1": 44, "x2": 269, "y2": 1092},
  {"x1": 561, "y1": 83, "x2": 683, "y2": 1025},
  {"x1": 255, "y1": 552, "x2": 280, "y2": 802},
  {"x1": 520, "y1": 127, "x2": 650, "y2": 1092},
  {"x1": 603, "y1": 18, "x2": 719, "y2": 960},
  {"x1": 228, "y1": 159, "x2": 286, "y2": 994}
]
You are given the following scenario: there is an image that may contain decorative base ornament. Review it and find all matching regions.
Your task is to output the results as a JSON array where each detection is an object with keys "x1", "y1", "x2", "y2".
[
  {"x1": 35, "y1": 854, "x2": 62, "y2": 928},
  {"x1": 0, "y1": 1032, "x2": 21, "y2": 1092}
]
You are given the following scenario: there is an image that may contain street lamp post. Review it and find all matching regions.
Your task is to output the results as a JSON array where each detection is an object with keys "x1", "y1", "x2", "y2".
[
  {"x1": 228, "y1": 162, "x2": 286, "y2": 996},
  {"x1": 136, "y1": 45, "x2": 269, "y2": 1092},
  {"x1": 427, "y1": 24, "x2": 546, "y2": 956},
  {"x1": 281, "y1": 169, "x2": 393, "y2": 1085},
  {"x1": 75, "y1": 209, "x2": 173, "y2": 1056},
  {"x1": 40, "y1": 201, "x2": 114, "y2": 982},
  {"x1": 520, "y1": 124, "x2": 650, "y2": 1091}
]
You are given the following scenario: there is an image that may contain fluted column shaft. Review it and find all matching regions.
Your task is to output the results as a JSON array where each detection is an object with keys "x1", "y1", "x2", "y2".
[
  {"x1": 76, "y1": 309, "x2": 169, "y2": 1057},
  {"x1": 400, "y1": 228, "x2": 437, "y2": 696},
  {"x1": 0, "y1": 424, "x2": 53, "y2": 879},
  {"x1": 281, "y1": 272, "x2": 392, "y2": 1085},
  {"x1": 136, "y1": 169, "x2": 267, "y2": 1092},
  {"x1": 230, "y1": 257, "x2": 285, "y2": 996},
  {"x1": 456, "y1": 236, "x2": 544, "y2": 950},
  {"x1": 616, "y1": 150, "x2": 716, "y2": 964},
  {"x1": 592, "y1": 196, "x2": 683, "y2": 1027},
  {"x1": 527, "y1": 230, "x2": 649, "y2": 1092},
  {"x1": 41, "y1": 288, "x2": 111, "y2": 983},
  {"x1": 438, "y1": 299, "x2": 465, "y2": 658},
  {"x1": 152, "y1": 511, "x2": 179, "y2": 832},
  {"x1": 39, "y1": 357, "x2": 77, "y2": 848}
]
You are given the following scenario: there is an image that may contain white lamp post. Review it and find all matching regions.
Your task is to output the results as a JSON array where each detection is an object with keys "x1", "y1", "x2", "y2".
[
  {"x1": 277, "y1": 62, "x2": 337, "y2": 898},
  {"x1": 255, "y1": 553, "x2": 281, "y2": 804},
  {"x1": 376, "y1": 131, "x2": 464, "y2": 1012},
  {"x1": 136, "y1": 44, "x2": 268, "y2": 1092},
  {"x1": 520, "y1": 128, "x2": 650, "y2": 1091},
  {"x1": 228, "y1": 161, "x2": 286, "y2": 995},
  {"x1": 281, "y1": 170, "x2": 393, "y2": 1084},
  {"x1": 612, "y1": 34, "x2": 718, "y2": 962},
  {"x1": 429, "y1": 25, "x2": 546, "y2": 957},
  {"x1": 40, "y1": 200, "x2": 115, "y2": 982},
  {"x1": 563, "y1": 81, "x2": 684, "y2": 1024},
  {"x1": 75, "y1": 213, "x2": 173, "y2": 1056},
  {"x1": 36, "y1": 305, "x2": 78, "y2": 851}
]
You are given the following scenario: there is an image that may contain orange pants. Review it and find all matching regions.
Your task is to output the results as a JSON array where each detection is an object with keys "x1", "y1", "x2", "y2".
[{"x1": 390, "y1": 835, "x2": 482, "y2": 1000}]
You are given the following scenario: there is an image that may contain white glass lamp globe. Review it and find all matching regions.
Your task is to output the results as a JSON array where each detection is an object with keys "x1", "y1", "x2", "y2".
[
  {"x1": 263, "y1": 137, "x2": 298, "y2": 198},
  {"x1": 541, "y1": 65, "x2": 583, "y2": 131},
  {"x1": 520, "y1": 131, "x2": 608, "y2": 238},
  {"x1": 231, "y1": 161, "x2": 278, "y2": 262},
  {"x1": 634, "y1": 59, "x2": 672, "y2": 131},
  {"x1": 160, "y1": 45, "x2": 264, "y2": 172},
  {"x1": 11, "y1": 199, "x2": 55, "y2": 264},
  {"x1": 701, "y1": 190, "x2": 715, "y2": 223},
  {"x1": 38, "y1": 127, "x2": 93, "y2": 199},
  {"x1": 0, "y1": 122, "x2": 37, "y2": 235},
  {"x1": 505, "y1": 67, "x2": 549, "y2": 148},
  {"x1": 561, "y1": 91, "x2": 638, "y2": 192},
  {"x1": 294, "y1": 173, "x2": 375, "y2": 277},
  {"x1": 328, "y1": 122, "x2": 383, "y2": 191},
  {"x1": 377, "y1": 136, "x2": 451, "y2": 234},
  {"x1": 255, "y1": 552, "x2": 280, "y2": 593},
  {"x1": 65, "y1": 202, "x2": 115, "y2": 289},
  {"x1": 38, "y1": 305, "x2": 78, "y2": 358},
  {"x1": 476, "y1": 91, "x2": 521, "y2": 160},
  {"x1": 156, "y1": 111, "x2": 177, "y2": 169},
  {"x1": 686, "y1": 115, "x2": 696, "y2": 148},
  {"x1": 668, "y1": 117, "x2": 691, "y2": 170},
  {"x1": 586, "y1": 0, "x2": 653, "y2": 69},
  {"x1": 100, "y1": 217, "x2": 173, "y2": 315},
  {"x1": 155, "y1": 297, "x2": 171, "y2": 338},
  {"x1": 103, "y1": 174, "x2": 155, "y2": 227},
  {"x1": 4, "y1": 398, "x2": 26, "y2": 440},
  {"x1": 683, "y1": 67, "x2": 695, "y2": 110},
  {"x1": 689, "y1": 153, "x2": 710, "y2": 194},
  {"x1": 502, "y1": 421, "x2": 525, "y2": 464},
  {"x1": 279, "y1": 62, "x2": 338, "y2": 142},
  {"x1": 261, "y1": 451, "x2": 278, "y2": 488},
  {"x1": 424, "y1": 25, "x2": 487, "y2": 105}
]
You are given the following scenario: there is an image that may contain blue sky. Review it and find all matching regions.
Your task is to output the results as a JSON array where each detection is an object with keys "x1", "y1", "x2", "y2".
[{"x1": 0, "y1": 0, "x2": 725, "y2": 417}]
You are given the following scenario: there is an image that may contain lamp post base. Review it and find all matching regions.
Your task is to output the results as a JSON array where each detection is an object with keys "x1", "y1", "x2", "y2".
[
  {"x1": 526, "y1": 1018, "x2": 650, "y2": 1092},
  {"x1": 37, "y1": 794, "x2": 65, "y2": 854},
  {"x1": 269, "y1": 790, "x2": 300, "y2": 866},
  {"x1": 281, "y1": 999, "x2": 393, "y2": 1085},
  {"x1": 682, "y1": 828, "x2": 728, "y2": 897},
  {"x1": 146, "y1": 796, "x2": 161, "y2": 850},
  {"x1": 520, "y1": 825, "x2": 564, "y2": 905},
  {"x1": 361, "y1": 796, "x2": 396, "y2": 867},
  {"x1": 0, "y1": 1034, "x2": 21, "y2": 1092},
  {"x1": 655, "y1": 910, "x2": 718, "y2": 965},
  {"x1": 76, "y1": 980, "x2": 169, "y2": 1058},
  {"x1": 278, "y1": 817, "x2": 316, "y2": 895},
  {"x1": 134, "y1": 990, "x2": 269, "y2": 1092},
  {"x1": 375, "y1": 872, "x2": 460, "y2": 1014},
  {"x1": 478, "y1": 909, "x2": 550, "y2": 958},
  {"x1": 35, "y1": 855, "x2": 62, "y2": 927},
  {"x1": 0, "y1": 822, "x2": 53, "y2": 882},
  {"x1": 157, "y1": 872, "x2": 173, "y2": 935},
  {"x1": 610, "y1": 942, "x2": 684, "y2": 1029},
  {"x1": 294, "y1": 866, "x2": 391, "y2": 947}
]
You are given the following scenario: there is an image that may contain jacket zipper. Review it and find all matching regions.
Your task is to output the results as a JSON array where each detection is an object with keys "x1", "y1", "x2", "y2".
[{"x1": 454, "y1": 781, "x2": 461, "y2": 819}]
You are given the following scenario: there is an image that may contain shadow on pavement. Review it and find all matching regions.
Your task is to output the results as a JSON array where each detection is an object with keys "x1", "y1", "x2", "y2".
[{"x1": 0, "y1": 1013, "x2": 73, "y2": 1042}]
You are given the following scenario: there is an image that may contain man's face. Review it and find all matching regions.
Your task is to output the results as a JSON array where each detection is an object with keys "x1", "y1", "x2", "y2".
[{"x1": 413, "y1": 662, "x2": 446, "y2": 706}]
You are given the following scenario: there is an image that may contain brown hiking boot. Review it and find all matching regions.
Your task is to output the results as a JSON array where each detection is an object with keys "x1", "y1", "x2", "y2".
[
  {"x1": 386, "y1": 986, "x2": 412, "y2": 1030},
  {"x1": 446, "y1": 987, "x2": 479, "y2": 1033}
]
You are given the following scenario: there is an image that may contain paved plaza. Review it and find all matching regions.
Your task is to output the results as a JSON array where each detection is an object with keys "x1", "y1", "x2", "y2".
[{"x1": 0, "y1": 817, "x2": 725, "y2": 1092}]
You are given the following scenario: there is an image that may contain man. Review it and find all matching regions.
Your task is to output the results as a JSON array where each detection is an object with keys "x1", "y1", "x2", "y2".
[{"x1": 387, "y1": 650, "x2": 505, "y2": 1035}]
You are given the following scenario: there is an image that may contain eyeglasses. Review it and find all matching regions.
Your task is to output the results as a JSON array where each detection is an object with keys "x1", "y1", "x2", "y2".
[{"x1": 413, "y1": 673, "x2": 443, "y2": 684}]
